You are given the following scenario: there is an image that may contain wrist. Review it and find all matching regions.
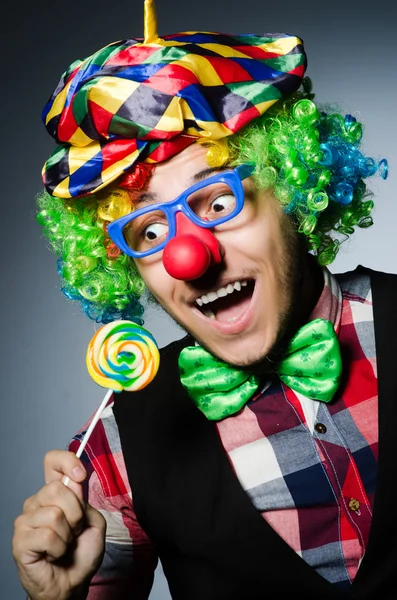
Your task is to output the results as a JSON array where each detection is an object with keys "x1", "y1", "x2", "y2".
[
  {"x1": 27, "y1": 592, "x2": 88, "y2": 600},
  {"x1": 27, "y1": 586, "x2": 88, "y2": 600}
]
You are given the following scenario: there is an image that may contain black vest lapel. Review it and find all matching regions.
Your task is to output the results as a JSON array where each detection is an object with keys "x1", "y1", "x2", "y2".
[{"x1": 349, "y1": 268, "x2": 397, "y2": 598}]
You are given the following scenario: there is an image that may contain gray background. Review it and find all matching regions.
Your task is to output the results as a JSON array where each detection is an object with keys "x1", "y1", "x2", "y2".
[{"x1": 2, "y1": 0, "x2": 396, "y2": 598}]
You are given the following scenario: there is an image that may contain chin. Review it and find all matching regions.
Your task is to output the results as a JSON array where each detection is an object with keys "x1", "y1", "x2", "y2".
[
  {"x1": 221, "y1": 353, "x2": 268, "y2": 368},
  {"x1": 193, "y1": 331, "x2": 275, "y2": 368}
]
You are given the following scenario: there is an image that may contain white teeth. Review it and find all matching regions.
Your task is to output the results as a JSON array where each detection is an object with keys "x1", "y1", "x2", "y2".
[
  {"x1": 207, "y1": 291, "x2": 218, "y2": 302},
  {"x1": 217, "y1": 287, "x2": 228, "y2": 297},
  {"x1": 195, "y1": 280, "x2": 250, "y2": 308}
]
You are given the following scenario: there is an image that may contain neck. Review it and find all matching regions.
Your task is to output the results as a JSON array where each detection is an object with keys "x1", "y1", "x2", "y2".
[
  {"x1": 267, "y1": 253, "x2": 324, "y2": 364},
  {"x1": 296, "y1": 253, "x2": 324, "y2": 327}
]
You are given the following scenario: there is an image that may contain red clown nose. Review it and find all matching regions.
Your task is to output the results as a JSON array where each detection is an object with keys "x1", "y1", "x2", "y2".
[{"x1": 162, "y1": 212, "x2": 221, "y2": 280}]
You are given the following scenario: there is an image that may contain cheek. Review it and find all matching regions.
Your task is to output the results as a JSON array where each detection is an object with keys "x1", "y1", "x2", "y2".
[
  {"x1": 253, "y1": 205, "x2": 293, "y2": 264},
  {"x1": 228, "y1": 213, "x2": 282, "y2": 261},
  {"x1": 135, "y1": 257, "x2": 174, "y2": 303}
]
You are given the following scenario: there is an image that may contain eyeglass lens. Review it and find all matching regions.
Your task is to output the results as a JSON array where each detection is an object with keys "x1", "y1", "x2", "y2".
[{"x1": 123, "y1": 181, "x2": 238, "y2": 254}]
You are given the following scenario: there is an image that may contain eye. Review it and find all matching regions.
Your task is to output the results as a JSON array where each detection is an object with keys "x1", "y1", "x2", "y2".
[
  {"x1": 143, "y1": 222, "x2": 168, "y2": 242},
  {"x1": 209, "y1": 193, "x2": 236, "y2": 216}
]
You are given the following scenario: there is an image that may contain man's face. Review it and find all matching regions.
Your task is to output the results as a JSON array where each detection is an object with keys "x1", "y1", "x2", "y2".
[{"x1": 134, "y1": 143, "x2": 302, "y2": 366}]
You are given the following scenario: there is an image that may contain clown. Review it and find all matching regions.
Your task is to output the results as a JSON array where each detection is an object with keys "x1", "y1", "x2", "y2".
[{"x1": 13, "y1": 1, "x2": 395, "y2": 599}]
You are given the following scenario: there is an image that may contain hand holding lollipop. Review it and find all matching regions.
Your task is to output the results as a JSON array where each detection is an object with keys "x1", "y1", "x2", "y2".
[{"x1": 63, "y1": 320, "x2": 159, "y2": 485}]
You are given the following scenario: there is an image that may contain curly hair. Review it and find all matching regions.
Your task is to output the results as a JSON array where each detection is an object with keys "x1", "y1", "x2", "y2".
[
  {"x1": 37, "y1": 188, "x2": 146, "y2": 323},
  {"x1": 226, "y1": 78, "x2": 387, "y2": 265},
  {"x1": 37, "y1": 78, "x2": 388, "y2": 323}
]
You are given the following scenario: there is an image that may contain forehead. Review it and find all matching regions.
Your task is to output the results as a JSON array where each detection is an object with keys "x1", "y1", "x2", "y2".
[{"x1": 147, "y1": 143, "x2": 210, "y2": 198}]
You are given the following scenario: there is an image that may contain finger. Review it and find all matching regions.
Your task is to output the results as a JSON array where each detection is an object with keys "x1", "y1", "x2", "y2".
[
  {"x1": 72, "y1": 506, "x2": 106, "y2": 573},
  {"x1": 44, "y1": 450, "x2": 86, "y2": 485},
  {"x1": 15, "y1": 506, "x2": 74, "y2": 546},
  {"x1": 43, "y1": 450, "x2": 86, "y2": 501},
  {"x1": 85, "y1": 504, "x2": 106, "y2": 533},
  {"x1": 13, "y1": 527, "x2": 68, "y2": 564},
  {"x1": 60, "y1": 475, "x2": 85, "y2": 504},
  {"x1": 23, "y1": 481, "x2": 85, "y2": 536}
]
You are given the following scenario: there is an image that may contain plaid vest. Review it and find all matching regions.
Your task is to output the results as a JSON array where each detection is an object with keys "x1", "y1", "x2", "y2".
[{"x1": 113, "y1": 267, "x2": 397, "y2": 599}]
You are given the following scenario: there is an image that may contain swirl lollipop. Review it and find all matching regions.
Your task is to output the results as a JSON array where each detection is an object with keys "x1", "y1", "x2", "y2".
[
  {"x1": 63, "y1": 321, "x2": 159, "y2": 485},
  {"x1": 86, "y1": 320, "x2": 159, "y2": 391}
]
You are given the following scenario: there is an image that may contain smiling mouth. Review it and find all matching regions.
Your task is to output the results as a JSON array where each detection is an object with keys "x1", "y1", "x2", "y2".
[{"x1": 194, "y1": 279, "x2": 256, "y2": 322}]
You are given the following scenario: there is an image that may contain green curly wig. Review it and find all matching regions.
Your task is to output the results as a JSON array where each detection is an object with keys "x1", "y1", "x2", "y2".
[{"x1": 37, "y1": 79, "x2": 388, "y2": 323}]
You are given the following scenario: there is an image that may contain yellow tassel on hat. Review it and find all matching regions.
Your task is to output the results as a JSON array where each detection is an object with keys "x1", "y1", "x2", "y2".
[{"x1": 144, "y1": 0, "x2": 159, "y2": 43}]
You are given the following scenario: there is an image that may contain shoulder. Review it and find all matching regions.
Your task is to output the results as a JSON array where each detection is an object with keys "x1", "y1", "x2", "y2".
[
  {"x1": 114, "y1": 333, "x2": 194, "y2": 411},
  {"x1": 334, "y1": 265, "x2": 372, "y2": 301},
  {"x1": 159, "y1": 333, "x2": 194, "y2": 360},
  {"x1": 335, "y1": 265, "x2": 397, "y2": 303}
]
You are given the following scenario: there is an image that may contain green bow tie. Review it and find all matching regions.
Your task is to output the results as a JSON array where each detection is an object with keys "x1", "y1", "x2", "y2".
[{"x1": 178, "y1": 318, "x2": 342, "y2": 420}]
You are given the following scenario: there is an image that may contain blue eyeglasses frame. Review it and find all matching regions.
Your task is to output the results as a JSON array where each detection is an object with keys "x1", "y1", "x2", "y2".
[{"x1": 107, "y1": 163, "x2": 254, "y2": 259}]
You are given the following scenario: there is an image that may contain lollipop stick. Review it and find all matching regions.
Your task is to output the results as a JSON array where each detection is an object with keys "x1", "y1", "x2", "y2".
[{"x1": 62, "y1": 389, "x2": 113, "y2": 487}]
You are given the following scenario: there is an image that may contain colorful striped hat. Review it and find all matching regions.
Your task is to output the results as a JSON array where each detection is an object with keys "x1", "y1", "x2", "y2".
[{"x1": 42, "y1": 0, "x2": 307, "y2": 199}]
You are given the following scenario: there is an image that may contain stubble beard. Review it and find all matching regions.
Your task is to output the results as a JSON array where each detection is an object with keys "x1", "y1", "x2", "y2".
[
  {"x1": 261, "y1": 229, "x2": 306, "y2": 365},
  {"x1": 219, "y1": 226, "x2": 305, "y2": 369}
]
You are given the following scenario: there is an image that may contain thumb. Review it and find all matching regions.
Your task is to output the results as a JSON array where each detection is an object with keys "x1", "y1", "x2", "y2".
[{"x1": 44, "y1": 449, "x2": 87, "y2": 503}]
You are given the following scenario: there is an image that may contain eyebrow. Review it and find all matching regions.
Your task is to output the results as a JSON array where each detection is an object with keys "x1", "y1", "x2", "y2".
[
  {"x1": 135, "y1": 166, "x2": 224, "y2": 207},
  {"x1": 135, "y1": 191, "x2": 159, "y2": 206},
  {"x1": 192, "y1": 167, "x2": 222, "y2": 182}
]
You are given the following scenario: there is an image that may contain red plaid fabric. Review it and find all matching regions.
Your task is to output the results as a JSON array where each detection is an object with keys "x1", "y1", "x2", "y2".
[
  {"x1": 69, "y1": 267, "x2": 378, "y2": 596},
  {"x1": 69, "y1": 405, "x2": 157, "y2": 597}
]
